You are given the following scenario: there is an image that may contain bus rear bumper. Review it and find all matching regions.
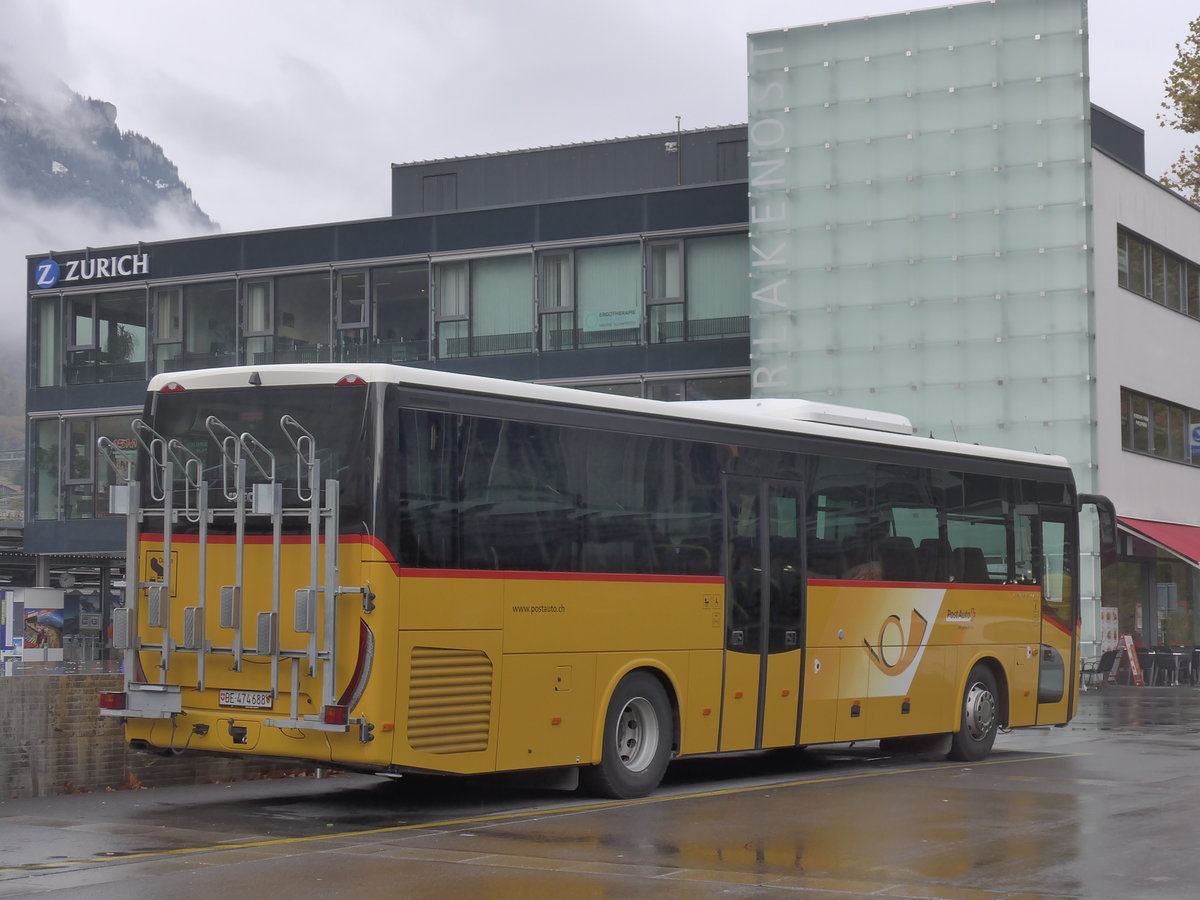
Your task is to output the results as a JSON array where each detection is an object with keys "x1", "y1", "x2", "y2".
[{"x1": 99, "y1": 683, "x2": 183, "y2": 719}]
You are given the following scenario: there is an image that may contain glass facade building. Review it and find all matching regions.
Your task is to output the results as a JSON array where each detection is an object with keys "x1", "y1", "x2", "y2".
[{"x1": 747, "y1": 0, "x2": 1094, "y2": 490}]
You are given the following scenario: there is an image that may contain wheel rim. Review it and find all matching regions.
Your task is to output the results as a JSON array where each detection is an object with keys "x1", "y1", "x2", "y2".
[
  {"x1": 615, "y1": 696, "x2": 660, "y2": 773},
  {"x1": 963, "y1": 680, "x2": 996, "y2": 741}
]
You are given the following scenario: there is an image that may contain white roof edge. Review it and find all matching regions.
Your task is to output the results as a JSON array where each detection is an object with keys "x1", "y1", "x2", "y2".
[
  {"x1": 147, "y1": 364, "x2": 1072, "y2": 471},
  {"x1": 675, "y1": 398, "x2": 914, "y2": 435}
]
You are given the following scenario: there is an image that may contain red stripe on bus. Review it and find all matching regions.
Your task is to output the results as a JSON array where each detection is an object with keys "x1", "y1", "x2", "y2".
[
  {"x1": 138, "y1": 533, "x2": 723, "y2": 585},
  {"x1": 141, "y1": 532, "x2": 330, "y2": 545},
  {"x1": 395, "y1": 568, "x2": 724, "y2": 584},
  {"x1": 1042, "y1": 613, "x2": 1073, "y2": 637}
]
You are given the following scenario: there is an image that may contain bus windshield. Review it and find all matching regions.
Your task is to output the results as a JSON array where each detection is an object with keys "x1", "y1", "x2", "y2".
[{"x1": 140, "y1": 383, "x2": 372, "y2": 533}]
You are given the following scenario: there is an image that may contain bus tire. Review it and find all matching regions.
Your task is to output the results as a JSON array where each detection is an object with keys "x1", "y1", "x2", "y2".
[
  {"x1": 948, "y1": 664, "x2": 1000, "y2": 762},
  {"x1": 582, "y1": 671, "x2": 673, "y2": 799}
]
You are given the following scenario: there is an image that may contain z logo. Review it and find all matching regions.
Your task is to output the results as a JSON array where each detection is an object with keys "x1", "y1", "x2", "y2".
[
  {"x1": 35, "y1": 260, "x2": 60, "y2": 289},
  {"x1": 863, "y1": 609, "x2": 928, "y2": 676}
]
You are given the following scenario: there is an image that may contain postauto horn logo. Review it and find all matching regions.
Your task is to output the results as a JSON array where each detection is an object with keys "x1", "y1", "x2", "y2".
[{"x1": 34, "y1": 252, "x2": 150, "y2": 289}]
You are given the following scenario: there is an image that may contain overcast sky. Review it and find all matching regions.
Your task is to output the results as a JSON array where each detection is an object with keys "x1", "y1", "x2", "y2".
[{"x1": 3, "y1": 0, "x2": 1198, "y2": 237}]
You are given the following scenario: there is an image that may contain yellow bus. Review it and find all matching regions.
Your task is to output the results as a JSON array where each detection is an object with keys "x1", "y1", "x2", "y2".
[{"x1": 99, "y1": 364, "x2": 1112, "y2": 798}]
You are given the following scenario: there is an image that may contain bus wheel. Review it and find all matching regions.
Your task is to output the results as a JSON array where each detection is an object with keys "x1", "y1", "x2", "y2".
[
  {"x1": 582, "y1": 672, "x2": 673, "y2": 799},
  {"x1": 948, "y1": 664, "x2": 999, "y2": 762}
]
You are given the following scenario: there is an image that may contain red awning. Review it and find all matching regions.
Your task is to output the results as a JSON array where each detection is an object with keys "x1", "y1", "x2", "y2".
[{"x1": 1118, "y1": 517, "x2": 1200, "y2": 568}]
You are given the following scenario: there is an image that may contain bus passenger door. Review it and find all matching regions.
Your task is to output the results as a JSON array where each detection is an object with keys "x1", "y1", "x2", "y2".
[
  {"x1": 1036, "y1": 508, "x2": 1076, "y2": 724},
  {"x1": 721, "y1": 477, "x2": 805, "y2": 752}
]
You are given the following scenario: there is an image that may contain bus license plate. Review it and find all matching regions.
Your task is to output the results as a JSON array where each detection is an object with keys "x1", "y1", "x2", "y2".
[{"x1": 218, "y1": 689, "x2": 272, "y2": 709}]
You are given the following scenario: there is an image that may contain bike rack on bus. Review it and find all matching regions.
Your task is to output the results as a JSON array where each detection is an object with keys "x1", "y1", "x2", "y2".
[{"x1": 100, "y1": 411, "x2": 376, "y2": 737}]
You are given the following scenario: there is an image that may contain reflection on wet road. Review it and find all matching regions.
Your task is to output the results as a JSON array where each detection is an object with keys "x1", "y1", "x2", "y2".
[{"x1": 1, "y1": 686, "x2": 1198, "y2": 899}]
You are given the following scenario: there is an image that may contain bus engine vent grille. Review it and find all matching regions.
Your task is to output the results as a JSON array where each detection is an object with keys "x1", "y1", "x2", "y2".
[{"x1": 406, "y1": 647, "x2": 493, "y2": 754}]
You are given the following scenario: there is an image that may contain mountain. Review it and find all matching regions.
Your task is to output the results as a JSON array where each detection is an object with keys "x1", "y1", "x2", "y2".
[
  {"x1": 0, "y1": 62, "x2": 218, "y2": 455},
  {"x1": 0, "y1": 62, "x2": 215, "y2": 232}
]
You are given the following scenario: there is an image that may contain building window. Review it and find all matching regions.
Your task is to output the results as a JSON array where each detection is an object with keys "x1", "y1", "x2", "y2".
[
  {"x1": 243, "y1": 280, "x2": 273, "y2": 364},
  {"x1": 65, "y1": 418, "x2": 95, "y2": 519},
  {"x1": 63, "y1": 290, "x2": 147, "y2": 385},
  {"x1": 1117, "y1": 227, "x2": 1200, "y2": 320},
  {"x1": 338, "y1": 271, "x2": 368, "y2": 329},
  {"x1": 685, "y1": 233, "x2": 751, "y2": 341},
  {"x1": 274, "y1": 271, "x2": 331, "y2": 363},
  {"x1": 647, "y1": 240, "x2": 684, "y2": 344},
  {"x1": 469, "y1": 256, "x2": 533, "y2": 356},
  {"x1": 577, "y1": 244, "x2": 641, "y2": 348},
  {"x1": 1121, "y1": 387, "x2": 1199, "y2": 466},
  {"x1": 34, "y1": 296, "x2": 61, "y2": 388},
  {"x1": 152, "y1": 287, "x2": 182, "y2": 373},
  {"x1": 32, "y1": 419, "x2": 59, "y2": 520},
  {"x1": 32, "y1": 414, "x2": 139, "y2": 521},
  {"x1": 538, "y1": 251, "x2": 574, "y2": 351},
  {"x1": 435, "y1": 263, "x2": 469, "y2": 358},
  {"x1": 369, "y1": 263, "x2": 429, "y2": 363},
  {"x1": 646, "y1": 235, "x2": 749, "y2": 344},
  {"x1": 182, "y1": 281, "x2": 236, "y2": 371}
]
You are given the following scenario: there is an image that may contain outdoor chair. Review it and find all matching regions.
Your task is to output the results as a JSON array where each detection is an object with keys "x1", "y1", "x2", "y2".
[{"x1": 1082, "y1": 650, "x2": 1116, "y2": 688}]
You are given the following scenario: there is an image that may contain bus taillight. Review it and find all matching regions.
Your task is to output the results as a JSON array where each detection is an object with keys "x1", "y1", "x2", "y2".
[
  {"x1": 322, "y1": 705, "x2": 349, "y2": 725},
  {"x1": 336, "y1": 375, "x2": 366, "y2": 386},
  {"x1": 99, "y1": 691, "x2": 127, "y2": 710},
  {"x1": 159, "y1": 382, "x2": 186, "y2": 393}
]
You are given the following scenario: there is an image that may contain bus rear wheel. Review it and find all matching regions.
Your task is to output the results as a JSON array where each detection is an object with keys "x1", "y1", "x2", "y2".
[
  {"x1": 582, "y1": 671, "x2": 673, "y2": 799},
  {"x1": 948, "y1": 664, "x2": 1000, "y2": 762}
]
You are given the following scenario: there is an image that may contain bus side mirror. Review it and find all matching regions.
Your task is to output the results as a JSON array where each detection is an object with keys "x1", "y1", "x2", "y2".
[{"x1": 1079, "y1": 494, "x2": 1117, "y2": 568}]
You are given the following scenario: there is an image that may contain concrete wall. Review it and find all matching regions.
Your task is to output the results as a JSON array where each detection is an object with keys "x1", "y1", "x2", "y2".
[{"x1": 0, "y1": 675, "x2": 301, "y2": 799}]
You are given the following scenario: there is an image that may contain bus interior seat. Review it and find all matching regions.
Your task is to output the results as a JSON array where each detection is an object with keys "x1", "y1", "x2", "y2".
[
  {"x1": 806, "y1": 538, "x2": 842, "y2": 578},
  {"x1": 839, "y1": 536, "x2": 880, "y2": 580},
  {"x1": 878, "y1": 536, "x2": 919, "y2": 582},
  {"x1": 954, "y1": 546, "x2": 992, "y2": 583},
  {"x1": 918, "y1": 538, "x2": 954, "y2": 583}
]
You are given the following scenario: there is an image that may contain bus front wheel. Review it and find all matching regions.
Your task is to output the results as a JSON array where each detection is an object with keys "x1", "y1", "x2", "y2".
[
  {"x1": 948, "y1": 664, "x2": 1000, "y2": 762},
  {"x1": 582, "y1": 671, "x2": 673, "y2": 799}
]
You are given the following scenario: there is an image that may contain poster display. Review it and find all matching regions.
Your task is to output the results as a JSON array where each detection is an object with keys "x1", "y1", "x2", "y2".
[
  {"x1": 1099, "y1": 607, "x2": 1119, "y2": 652},
  {"x1": 13, "y1": 588, "x2": 65, "y2": 662}
]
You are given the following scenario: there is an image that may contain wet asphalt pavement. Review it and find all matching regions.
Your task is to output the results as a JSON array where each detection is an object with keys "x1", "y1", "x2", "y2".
[{"x1": 1, "y1": 684, "x2": 1199, "y2": 899}]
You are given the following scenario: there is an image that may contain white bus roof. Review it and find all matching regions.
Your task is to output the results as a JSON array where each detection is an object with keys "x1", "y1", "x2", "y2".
[{"x1": 147, "y1": 364, "x2": 1072, "y2": 472}]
